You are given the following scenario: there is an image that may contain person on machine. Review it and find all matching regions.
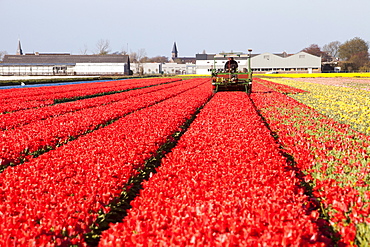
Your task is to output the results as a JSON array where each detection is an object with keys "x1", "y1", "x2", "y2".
[{"x1": 224, "y1": 57, "x2": 238, "y2": 73}]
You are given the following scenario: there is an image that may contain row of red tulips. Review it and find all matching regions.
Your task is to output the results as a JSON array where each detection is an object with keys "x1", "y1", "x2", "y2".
[
  {"x1": 0, "y1": 78, "x2": 212, "y2": 246},
  {"x1": 99, "y1": 92, "x2": 329, "y2": 246},
  {"x1": 0, "y1": 77, "x2": 178, "y2": 101},
  {"x1": 0, "y1": 78, "x2": 180, "y2": 113},
  {"x1": 0, "y1": 78, "x2": 205, "y2": 170},
  {"x1": 251, "y1": 81, "x2": 370, "y2": 245},
  {"x1": 0, "y1": 79, "x2": 183, "y2": 130}
]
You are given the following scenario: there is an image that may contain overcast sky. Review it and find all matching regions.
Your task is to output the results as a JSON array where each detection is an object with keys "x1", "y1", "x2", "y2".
[{"x1": 1, "y1": 0, "x2": 369, "y2": 57}]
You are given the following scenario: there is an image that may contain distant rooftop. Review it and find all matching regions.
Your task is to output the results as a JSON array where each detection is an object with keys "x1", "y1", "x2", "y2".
[{"x1": 3, "y1": 54, "x2": 130, "y2": 64}]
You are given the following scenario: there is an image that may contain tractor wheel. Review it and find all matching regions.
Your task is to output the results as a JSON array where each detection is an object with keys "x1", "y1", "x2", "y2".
[{"x1": 212, "y1": 85, "x2": 217, "y2": 94}]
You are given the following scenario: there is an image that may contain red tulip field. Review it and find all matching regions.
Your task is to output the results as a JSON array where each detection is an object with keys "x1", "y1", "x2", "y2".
[{"x1": 1, "y1": 77, "x2": 370, "y2": 246}]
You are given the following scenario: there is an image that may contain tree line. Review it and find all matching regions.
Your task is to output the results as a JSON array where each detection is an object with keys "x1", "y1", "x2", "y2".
[
  {"x1": 1, "y1": 37, "x2": 369, "y2": 72},
  {"x1": 301, "y1": 37, "x2": 370, "y2": 71},
  {"x1": 93, "y1": 37, "x2": 370, "y2": 71}
]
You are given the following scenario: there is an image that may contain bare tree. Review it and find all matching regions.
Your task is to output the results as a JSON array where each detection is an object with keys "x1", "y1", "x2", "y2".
[
  {"x1": 0, "y1": 51, "x2": 8, "y2": 62},
  {"x1": 121, "y1": 44, "x2": 129, "y2": 55},
  {"x1": 130, "y1": 48, "x2": 147, "y2": 75},
  {"x1": 137, "y1": 48, "x2": 147, "y2": 62},
  {"x1": 79, "y1": 44, "x2": 89, "y2": 55},
  {"x1": 323, "y1": 41, "x2": 341, "y2": 58},
  {"x1": 129, "y1": 51, "x2": 137, "y2": 62},
  {"x1": 95, "y1": 39, "x2": 111, "y2": 55},
  {"x1": 121, "y1": 49, "x2": 128, "y2": 55}
]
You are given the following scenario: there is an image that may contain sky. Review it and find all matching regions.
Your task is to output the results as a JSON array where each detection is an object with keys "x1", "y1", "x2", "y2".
[{"x1": 1, "y1": 0, "x2": 370, "y2": 58}]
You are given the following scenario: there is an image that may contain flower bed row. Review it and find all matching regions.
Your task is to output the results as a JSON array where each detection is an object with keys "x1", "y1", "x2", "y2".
[
  {"x1": 253, "y1": 77, "x2": 308, "y2": 94},
  {"x1": 286, "y1": 77, "x2": 370, "y2": 91},
  {"x1": 99, "y1": 92, "x2": 329, "y2": 246},
  {"x1": 0, "y1": 78, "x2": 205, "y2": 171},
  {"x1": 0, "y1": 79, "x2": 184, "y2": 131},
  {"x1": 266, "y1": 77, "x2": 370, "y2": 135},
  {"x1": 0, "y1": 78, "x2": 180, "y2": 113},
  {"x1": 0, "y1": 78, "x2": 212, "y2": 246},
  {"x1": 0, "y1": 78, "x2": 178, "y2": 101},
  {"x1": 251, "y1": 81, "x2": 370, "y2": 245}
]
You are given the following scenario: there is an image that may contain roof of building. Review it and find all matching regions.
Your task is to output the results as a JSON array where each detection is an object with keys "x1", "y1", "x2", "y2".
[
  {"x1": 196, "y1": 52, "x2": 319, "y2": 61},
  {"x1": 3, "y1": 54, "x2": 130, "y2": 64},
  {"x1": 0, "y1": 63, "x2": 76, "y2": 66},
  {"x1": 196, "y1": 54, "x2": 216, "y2": 60},
  {"x1": 196, "y1": 53, "x2": 257, "y2": 60},
  {"x1": 170, "y1": 57, "x2": 196, "y2": 64}
]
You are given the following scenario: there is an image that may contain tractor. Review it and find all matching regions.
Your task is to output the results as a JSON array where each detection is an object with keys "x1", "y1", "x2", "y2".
[{"x1": 211, "y1": 49, "x2": 253, "y2": 94}]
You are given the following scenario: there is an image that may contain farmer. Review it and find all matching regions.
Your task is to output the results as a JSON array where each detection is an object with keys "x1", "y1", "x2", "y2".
[{"x1": 224, "y1": 57, "x2": 238, "y2": 72}]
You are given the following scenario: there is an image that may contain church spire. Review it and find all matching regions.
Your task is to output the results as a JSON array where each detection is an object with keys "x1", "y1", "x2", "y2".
[
  {"x1": 172, "y1": 42, "x2": 178, "y2": 58},
  {"x1": 16, "y1": 39, "x2": 23, "y2": 55}
]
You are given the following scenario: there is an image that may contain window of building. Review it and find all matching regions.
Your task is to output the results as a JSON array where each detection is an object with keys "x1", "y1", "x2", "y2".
[
  {"x1": 299, "y1": 55, "x2": 305, "y2": 58},
  {"x1": 264, "y1": 55, "x2": 270, "y2": 60}
]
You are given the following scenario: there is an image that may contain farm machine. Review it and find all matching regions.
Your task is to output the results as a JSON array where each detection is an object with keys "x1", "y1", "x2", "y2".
[{"x1": 211, "y1": 49, "x2": 253, "y2": 94}]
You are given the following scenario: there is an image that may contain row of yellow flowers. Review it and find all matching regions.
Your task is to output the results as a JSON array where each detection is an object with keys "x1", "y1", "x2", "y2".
[{"x1": 266, "y1": 78, "x2": 370, "y2": 135}]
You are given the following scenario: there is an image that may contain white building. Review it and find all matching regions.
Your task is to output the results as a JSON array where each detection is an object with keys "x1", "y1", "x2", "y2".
[
  {"x1": 130, "y1": 63, "x2": 162, "y2": 75},
  {"x1": 162, "y1": 63, "x2": 196, "y2": 75},
  {"x1": 1, "y1": 40, "x2": 321, "y2": 76},
  {"x1": 196, "y1": 52, "x2": 321, "y2": 74},
  {"x1": 0, "y1": 54, "x2": 130, "y2": 76},
  {"x1": 252, "y1": 52, "x2": 321, "y2": 73},
  {"x1": 130, "y1": 62, "x2": 196, "y2": 75}
]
